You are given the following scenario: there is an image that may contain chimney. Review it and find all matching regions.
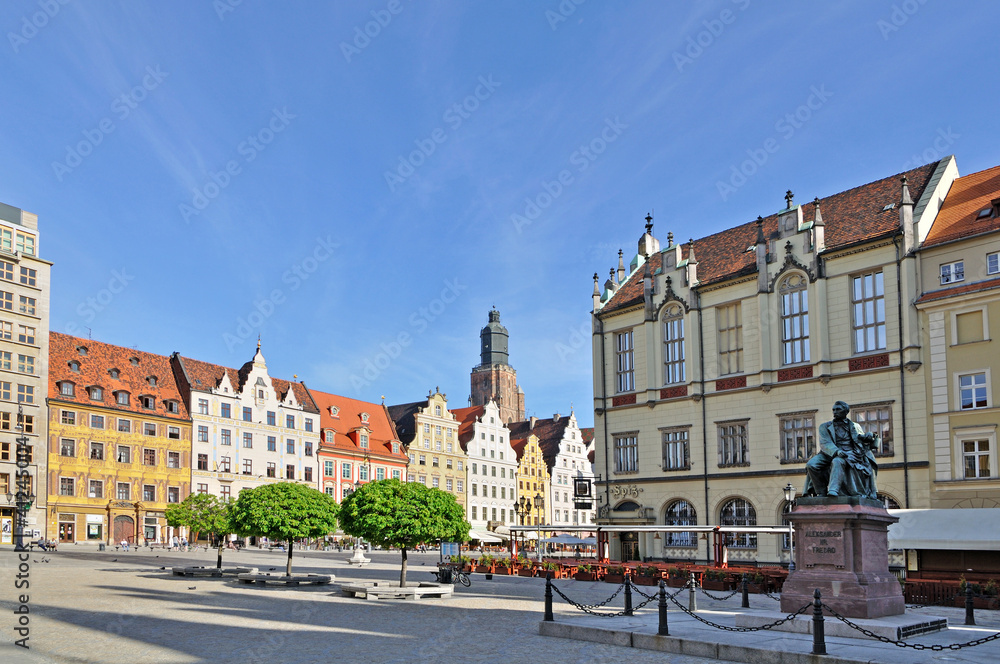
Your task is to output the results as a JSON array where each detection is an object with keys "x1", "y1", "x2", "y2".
[
  {"x1": 899, "y1": 175, "x2": 915, "y2": 253},
  {"x1": 638, "y1": 213, "x2": 660, "y2": 256},
  {"x1": 812, "y1": 197, "x2": 825, "y2": 253},
  {"x1": 530, "y1": 416, "x2": 537, "y2": 430},
  {"x1": 617, "y1": 249, "x2": 625, "y2": 283},
  {"x1": 592, "y1": 272, "x2": 601, "y2": 310},
  {"x1": 755, "y1": 216, "x2": 768, "y2": 293},
  {"x1": 685, "y1": 239, "x2": 698, "y2": 287},
  {"x1": 553, "y1": 413, "x2": 560, "y2": 421}
]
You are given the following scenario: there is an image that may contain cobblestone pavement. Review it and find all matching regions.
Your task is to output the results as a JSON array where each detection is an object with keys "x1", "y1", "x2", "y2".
[{"x1": 1, "y1": 548, "x2": 723, "y2": 664}]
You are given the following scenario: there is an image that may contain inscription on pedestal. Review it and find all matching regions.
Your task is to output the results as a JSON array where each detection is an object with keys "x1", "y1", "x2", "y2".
[{"x1": 801, "y1": 528, "x2": 844, "y2": 567}]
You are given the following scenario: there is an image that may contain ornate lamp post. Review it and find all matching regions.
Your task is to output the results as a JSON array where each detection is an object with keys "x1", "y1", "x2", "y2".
[
  {"x1": 514, "y1": 496, "x2": 529, "y2": 557},
  {"x1": 783, "y1": 483, "x2": 797, "y2": 572},
  {"x1": 13, "y1": 407, "x2": 34, "y2": 552},
  {"x1": 534, "y1": 492, "x2": 544, "y2": 562}
]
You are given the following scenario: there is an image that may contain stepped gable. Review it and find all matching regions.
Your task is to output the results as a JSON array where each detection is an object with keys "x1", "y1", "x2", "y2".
[
  {"x1": 386, "y1": 401, "x2": 422, "y2": 446},
  {"x1": 308, "y1": 388, "x2": 407, "y2": 462},
  {"x1": 923, "y1": 164, "x2": 1000, "y2": 247},
  {"x1": 601, "y1": 162, "x2": 939, "y2": 315},
  {"x1": 49, "y1": 332, "x2": 189, "y2": 420},
  {"x1": 450, "y1": 405, "x2": 486, "y2": 451},
  {"x1": 507, "y1": 416, "x2": 569, "y2": 468}
]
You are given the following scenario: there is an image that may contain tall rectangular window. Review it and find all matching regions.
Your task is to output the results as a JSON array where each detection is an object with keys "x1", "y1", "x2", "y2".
[
  {"x1": 286, "y1": 439, "x2": 295, "y2": 454},
  {"x1": 717, "y1": 302, "x2": 743, "y2": 375},
  {"x1": 117, "y1": 483, "x2": 130, "y2": 500},
  {"x1": 243, "y1": 459, "x2": 252, "y2": 475},
  {"x1": 220, "y1": 403, "x2": 231, "y2": 418},
  {"x1": 286, "y1": 414, "x2": 295, "y2": 429},
  {"x1": 613, "y1": 433, "x2": 638, "y2": 474},
  {"x1": 89, "y1": 480, "x2": 103, "y2": 498},
  {"x1": 286, "y1": 465, "x2": 295, "y2": 480},
  {"x1": 267, "y1": 411, "x2": 276, "y2": 426},
  {"x1": 197, "y1": 454, "x2": 208, "y2": 470},
  {"x1": 662, "y1": 306, "x2": 685, "y2": 385},
  {"x1": 963, "y1": 440, "x2": 992, "y2": 479},
  {"x1": 718, "y1": 421, "x2": 749, "y2": 467},
  {"x1": 959, "y1": 373, "x2": 988, "y2": 410},
  {"x1": 242, "y1": 406, "x2": 252, "y2": 422},
  {"x1": 198, "y1": 399, "x2": 209, "y2": 415},
  {"x1": 615, "y1": 330, "x2": 634, "y2": 393},
  {"x1": 243, "y1": 432, "x2": 253, "y2": 448},
  {"x1": 988, "y1": 252, "x2": 999, "y2": 275},
  {"x1": 267, "y1": 436, "x2": 276, "y2": 451},
  {"x1": 779, "y1": 275, "x2": 809, "y2": 365},
  {"x1": 324, "y1": 460, "x2": 334, "y2": 476},
  {"x1": 662, "y1": 428, "x2": 689, "y2": 470},
  {"x1": 779, "y1": 414, "x2": 815, "y2": 463},
  {"x1": 852, "y1": 271, "x2": 886, "y2": 353},
  {"x1": 197, "y1": 425, "x2": 208, "y2": 442},
  {"x1": 341, "y1": 462, "x2": 351, "y2": 479},
  {"x1": 267, "y1": 462, "x2": 276, "y2": 478},
  {"x1": 220, "y1": 429, "x2": 231, "y2": 446},
  {"x1": 853, "y1": 403, "x2": 893, "y2": 456}
]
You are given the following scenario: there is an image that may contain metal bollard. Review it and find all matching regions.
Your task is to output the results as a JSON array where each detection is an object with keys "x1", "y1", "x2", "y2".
[
  {"x1": 688, "y1": 572, "x2": 697, "y2": 612},
  {"x1": 544, "y1": 575, "x2": 554, "y2": 622},
  {"x1": 812, "y1": 588, "x2": 826, "y2": 655},
  {"x1": 965, "y1": 584, "x2": 976, "y2": 626},
  {"x1": 624, "y1": 574, "x2": 634, "y2": 616},
  {"x1": 741, "y1": 573, "x2": 750, "y2": 609},
  {"x1": 658, "y1": 579, "x2": 669, "y2": 636}
]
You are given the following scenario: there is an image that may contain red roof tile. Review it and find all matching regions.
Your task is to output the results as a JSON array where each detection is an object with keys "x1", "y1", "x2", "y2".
[
  {"x1": 450, "y1": 405, "x2": 486, "y2": 451},
  {"x1": 177, "y1": 355, "x2": 318, "y2": 413},
  {"x1": 309, "y1": 388, "x2": 408, "y2": 463},
  {"x1": 601, "y1": 162, "x2": 939, "y2": 314},
  {"x1": 923, "y1": 164, "x2": 1000, "y2": 248},
  {"x1": 915, "y1": 276, "x2": 1000, "y2": 304},
  {"x1": 49, "y1": 332, "x2": 189, "y2": 420}
]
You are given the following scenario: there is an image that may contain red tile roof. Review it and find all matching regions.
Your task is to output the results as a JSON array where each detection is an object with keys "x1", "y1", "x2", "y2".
[
  {"x1": 580, "y1": 427, "x2": 594, "y2": 446},
  {"x1": 450, "y1": 405, "x2": 486, "y2": 451},
  {"x1": 915, "y1": 276, "x2": 1000, "y2": 304},
  {"x1": 923, "y1": 164, "x2": 1000, "y2": 248},
  {"x1": 176, "y1": 355, "x2": 318, "y2": 413},
  {"x1": 507, "y1": 416, "x2": 572, "y2": 468},
  {"x1": 309, "y1": 388, "x2": 407, "y2": 462},
  {"x1": 49, "y1": 332, "x2": 189, "y2": 420},
  {"x1": 601, "y1": 162, "x2": 939, "y2": 314}
]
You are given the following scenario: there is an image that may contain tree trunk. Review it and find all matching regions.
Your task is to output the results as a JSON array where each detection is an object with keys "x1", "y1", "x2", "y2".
[
  {"x1": 286, "y1": 539, "x2": 294, "y2": 576},
  {"x1": 216, "y1": 539, "x2": 224, "y2": 570},
  {"x1": 400, "y1": 547, "x2": 408, "y2": 587}
]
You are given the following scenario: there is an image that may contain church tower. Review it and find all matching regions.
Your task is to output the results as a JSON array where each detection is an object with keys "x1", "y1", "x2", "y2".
[{"x1": 470, "y1": 308, "x2": 525, "y2": 423}]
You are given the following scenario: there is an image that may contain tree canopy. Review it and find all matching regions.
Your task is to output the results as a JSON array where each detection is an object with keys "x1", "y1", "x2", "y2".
[
  {"x1": 165, "y1": 492, "x2": 235, "y2": 569},
  {"x1": 339, "y1": 479, "x2": 469, "y2": 585}
]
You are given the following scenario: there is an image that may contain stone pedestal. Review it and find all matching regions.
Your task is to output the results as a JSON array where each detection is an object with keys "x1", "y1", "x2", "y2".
[{"x1": 780, "y1": 497, "x2": 904, "y2": 619}]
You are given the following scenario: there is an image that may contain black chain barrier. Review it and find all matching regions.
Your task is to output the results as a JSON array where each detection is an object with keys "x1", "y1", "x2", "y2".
[
  {"x1": 821, "y1": 602, "x2": 1000, "y2": 651},
  {"x1": 698, "y1": 578, "x2": 745, "y2": 601},
  {"x1": 665, "y1": 591, "x2": 813, "y2": 631},
  {"x1": 630, "y1": 581, "x2": 686, "y2": 602},
  {"x1": 548, "y1": 582, "x2": 635, "y2": 617},
  {"x1": 763, "y1": 589, "x2": 782, "y2": 602}
]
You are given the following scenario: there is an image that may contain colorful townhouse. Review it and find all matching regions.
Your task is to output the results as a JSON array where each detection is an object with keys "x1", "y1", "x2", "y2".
[
  {"x1": 389, "y1": 389, "x2": 467, "y2": 506},
  {"x1": 47, "y1": 332, "x2": 191, "y2": 545},
  {"x1": 454, "y1": 400, "x2": 516, "y2": 538}
]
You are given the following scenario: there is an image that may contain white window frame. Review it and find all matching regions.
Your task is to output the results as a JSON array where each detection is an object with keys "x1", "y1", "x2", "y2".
[
  {"x1": 851, "y1": 270, "x2": 886, "y2": 354},
  {"x1": 779, "y1": 274, "x2": 810, "y2": 365},
  {"x1": 662, "y1": 305, "x2": 685, "y2": 385},
  {"x1": 615, "y1": 329, "x2": 634, "y2": 393},
  {"x1": 953, "y1": 425, "x2": 997, "y2": 480},
  {"x1": 661, "y1": 427, "x2": 690, "y2": 471},
  {"x1": 988, "y1": 252, "x2": 999, "y2": 276},
  {"x1": 956, "y1": 370, "x2": 991, "y2": 411},
  {"x1": 950, "y1": 306, "x2": 990, "y2": 346},
  {"x1": 940, "y1": 260, "x2": 965, "y2": 285},
  {"x1": 778, "y1": 412, "x2": 816, "y2": 463},
  {"x1": 613, "y1": 432, "x2": 638, "y2": 474},
  {"x1": 718, "y1": 420, "x2": 750, "y2": 467},
  {"x1": 716, "y1": 302, "x2": 743, "y2": 376}
]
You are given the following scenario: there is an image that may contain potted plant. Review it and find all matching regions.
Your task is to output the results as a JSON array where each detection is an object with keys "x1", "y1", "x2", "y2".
[
  {"x1": 475, "y1": 554, "x2": 496, "y2": 574},
  {"x1": 746, "y1": 571, "x2": 767, "y2": 593},
  {"x1": 666, "y1": 566, "x2": 688, "y2": 588},
  {"x1": 634, "y1": 564, "x2": 662, "y2": 586},
  {"x1": 516, "y1": 555, "x2": 535, "y2": 577},
  {"x1": 540, "y1": 561, "x2": 561, "y2": 578},
  {"x1": 604, "y1": 565, "x2": 625, "y2": 585},
  {"x1": 495, "y1": 557, "x2": 514, "y2": 575},
  {"x1": 701, "y1": 568, "x2": 730, "y2": 591},
  {"x1": 574, "y1": 563, "x2": 598, "y2": 582}
]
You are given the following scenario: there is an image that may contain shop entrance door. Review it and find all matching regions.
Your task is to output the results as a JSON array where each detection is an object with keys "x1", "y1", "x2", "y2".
[
  {"x1": 58, "y1": 522, "x2": 75, "y2": 542},
  {"x1": 113, "y1": 515, "x2": 135, "y2": 543},
  {"x1": 621, "y1": 531, "x2": 640, "y2": 561}
]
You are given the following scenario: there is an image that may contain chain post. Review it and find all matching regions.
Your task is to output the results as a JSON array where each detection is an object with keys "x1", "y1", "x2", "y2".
[
  {"x1": 741, "y1": 573, "x2": 750, "y2": 609},
  {"x1": 658, "y1": 579, "x2": 669, "y2": 636},
  {"x1": 544, "y1": 575, "x2": 554, "y2": 622},
  {"x1": 965, "y1": 584, "x2": 975, "y2": 626},
  {"x1": 688, "y1": 571, "x2": 697, "y2": 612},
  {"x1": 812, "y1": 588, "x2": 826, "y2": 655},
  {"x1": 624, "y1": 573, "x2": 634, "y2": 616}
]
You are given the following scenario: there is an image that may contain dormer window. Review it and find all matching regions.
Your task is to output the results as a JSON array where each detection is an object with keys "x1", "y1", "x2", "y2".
[
  {"x1": 115, "y1": 391, "x2": 130, "y2": 406},
  {"x1": 89, "y1": 386, "x2": 103, "y2": 400},
  {"x1": 360, "y1": 433, "x2": 369, "y2": 449},
  {"x1": 165, "y1": 400, "x2": 179, "y2": 414},
  {"x1": 109, "y1": 368, "x2": 120, "y2": 379},
  {"x1": 147, "y1": 376, "x2": 157, "y2": 387},
  {"x1": 360, "y1": 412, "x2": 370, "y2": 424},
  {"x1": 59, "y1": 382, "x2": 74, "y2": 397},
  {"x1": 69, "y1": 361, "x2": 80, "y2": 373},
  {"x1": 76, "y1": 346, "x2": 88, "y2": 356},
  {"x1": 324, "y1": 428, "x2": 335, "y2": 442},
  {"x1": 329, "y1": 406, "x2": 339, "y2": 418},
  {"x1": 129, "y1": 356, "x2": 139, "y2": 366},
  {"x1": 392, "y1": 442, "x2": 399, "y2": 454},
  {"x1": 140, "y1": 395, "x2": 155, "y2": 410}
]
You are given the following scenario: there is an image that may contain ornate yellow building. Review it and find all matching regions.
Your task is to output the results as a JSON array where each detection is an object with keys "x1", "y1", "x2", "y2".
[
  {"x1": 389, "y1": 389, "x2": 467, "y2": 507},
  {"x1": 46, "y1": 333, "x2": 191, "y2": 545},
  {"x1": 512, "y1": 432, "x2": 551, "y2": 526}
]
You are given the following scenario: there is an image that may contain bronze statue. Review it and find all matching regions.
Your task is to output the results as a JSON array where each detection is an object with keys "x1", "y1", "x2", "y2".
[{"x1": 804, "y1": 401, "x2": 879, "y2": 499}]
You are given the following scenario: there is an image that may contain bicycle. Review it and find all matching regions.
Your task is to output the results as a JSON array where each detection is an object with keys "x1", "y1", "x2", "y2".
[{"x1": 434, "y1": 564, "x2": 472, "y2": 587}]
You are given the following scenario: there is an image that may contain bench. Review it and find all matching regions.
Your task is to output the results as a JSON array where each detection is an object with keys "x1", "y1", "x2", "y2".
[{"x1": 341, "y1": 581, "x2": 453, "y2": 600}]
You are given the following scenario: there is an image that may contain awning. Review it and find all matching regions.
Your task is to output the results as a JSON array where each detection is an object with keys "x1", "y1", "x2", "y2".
[
  {"x1": 887, "y1": 509, "x2": 1000, "y2": 551},
  {"x1": 468, "y1": 530, "x2": 502, "y2": 543}
]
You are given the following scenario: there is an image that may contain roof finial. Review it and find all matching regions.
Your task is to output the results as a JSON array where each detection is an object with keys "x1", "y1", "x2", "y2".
[
  {"x1": 645, "y1": 212, "x2": 653, "y2": 235},
  {"x1": 785, "y1": 190, "x2": 794, "y2": 209},
  {"x1": 257, "y1": 335, "x2": 261, "y2": 351},
  {"x1": 755, "y1": 216, "x2": 765, "y2": 244},
  {"x1": 813, "y1": 197, "x2": 824, "y2": 226},
  {"x1": 687, "y1": 238, "x2": 697, "y2": 264},
  {"x1": 785, "y1": 240, "x2": 794, "y2": 255},
  {"x1": 900, "y1": 175, "x2": 913, "y2": 206},
  {"x1": 667, "y1": 231, "x2": 674, "y2": 246}
]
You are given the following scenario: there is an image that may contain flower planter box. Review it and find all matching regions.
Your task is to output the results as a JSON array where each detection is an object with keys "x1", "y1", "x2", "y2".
[
  {"x1": 701, "y1": 580, "x2": 729, "y2": 591},
  {"x1": 540, "y1": 569, "x2": 562, "y2": 579},
  {"x1": 746, "y1": 583, "x2": 766, "y2": 594},
  {"x1": 666, "y1": 577, "x2": 688, "y2": 588},
  {"x1": 474, "y1": 565, "x2": 494, "y2": 574},
  {"x1": 604, "y1": 574, "x2": 625, "y2": 585},
  {"x1": 633, "y1": 575, "x2": 660, "y2": 586},
  {"x1": 494, "y1": 567, "x2": 513, "y2": 575},
  {"x1": 517, "y1": 568, "x2": 535, "y2": 577},
  {"x1": 574, "y1": 572, "x2": 598, "y2": 582}
]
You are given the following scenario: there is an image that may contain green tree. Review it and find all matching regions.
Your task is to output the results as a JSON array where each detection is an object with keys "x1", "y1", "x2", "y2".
[
  {"x1": 339, "y1": 479, "x2": 469, "y2": 586},
  {"x1": 165, "y1": 493, "x2": 234, "y2": 569},
  {"x1": 229, "y1": 482, "x2": 339, "y2": 576}
]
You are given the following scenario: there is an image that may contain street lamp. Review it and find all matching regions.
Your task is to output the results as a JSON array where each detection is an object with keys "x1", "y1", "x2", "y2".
[
  {"x1": 514, "y1": 496, "x2": 530, "y2": 558},
  {"x1": 783, "y1": 483, "x2": 797, "y2": 572},
  {"x1": 534, "y1": 493, "x2": 544, "y2": 562}
]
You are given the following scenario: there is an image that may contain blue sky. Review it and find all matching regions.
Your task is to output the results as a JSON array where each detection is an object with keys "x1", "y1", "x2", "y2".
[{"x1": 2, "y1": 1, "x2": 998, "y2": 428}]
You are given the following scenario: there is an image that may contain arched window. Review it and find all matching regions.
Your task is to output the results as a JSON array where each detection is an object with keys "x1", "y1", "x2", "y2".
[
  {"x1": 663, "y1": 500, "x2": 697, "y2": 547},
  {"x1": 662, "y1": 304, "x2": 685, "y2": 385},
  {"x1": 720, "y1": 498, "x2": 757, "y2": 548},
  {"x1": 779, "y1": 273, "x2": 809, "y2": 365},
  {"x1": 877, "y1": 493, "x2": 900, "y2": 509}
]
